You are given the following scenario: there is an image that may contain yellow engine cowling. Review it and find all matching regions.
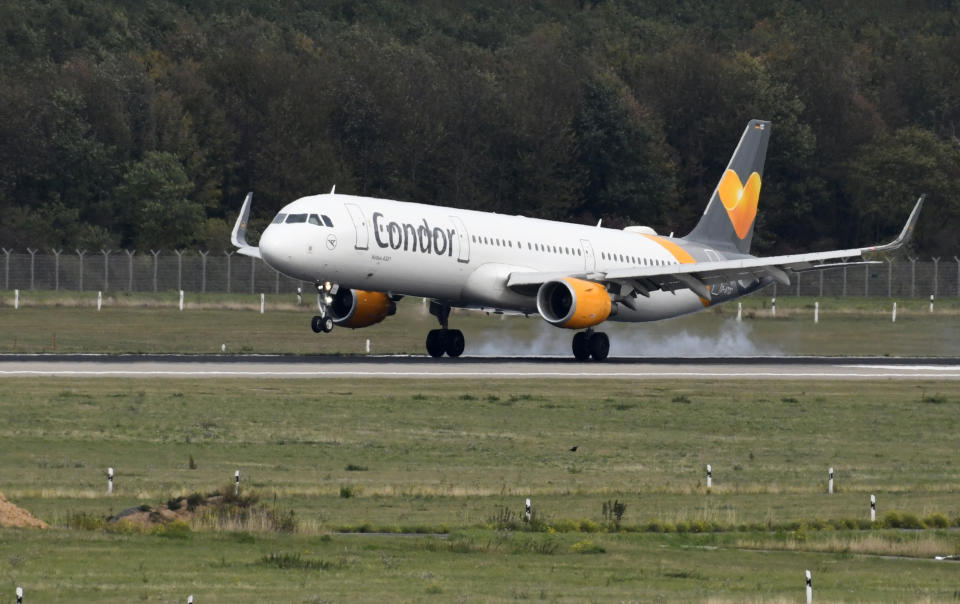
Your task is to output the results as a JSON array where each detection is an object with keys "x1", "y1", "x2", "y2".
[
  {"x1": 536, "y1": 278, "x2": 611, "y2": 329},
  {"x1": 329, "y1": 288, "x2": 396, "y2": 328}
]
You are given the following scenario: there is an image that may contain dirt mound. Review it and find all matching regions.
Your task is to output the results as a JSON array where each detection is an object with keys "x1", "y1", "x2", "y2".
[
  {"x1": 0, "y1": 492, "x2": 48, "y2": 529},
  {"x1": 109, "y1": 494, "x2": 225, "y2": 528}
]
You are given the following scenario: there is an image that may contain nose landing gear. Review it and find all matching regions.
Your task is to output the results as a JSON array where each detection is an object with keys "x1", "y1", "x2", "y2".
[
  {"x1": 572, "y1": 329, "x2": 609, "y2": 361},
  {"x1": 311, "y1": 281, "x2": 335, "y2": 334}
]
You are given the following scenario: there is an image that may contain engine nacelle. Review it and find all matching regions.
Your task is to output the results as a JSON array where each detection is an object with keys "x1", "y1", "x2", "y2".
[
  {"x1": 536, "y1": 278, "x2": 612, "y2": 329},
  {"x1": 329, "y1": 288, "x2": 396, "y2": 328}
]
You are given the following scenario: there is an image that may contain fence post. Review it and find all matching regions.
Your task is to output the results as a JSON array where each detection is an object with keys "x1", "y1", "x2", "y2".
[
  {"x1": 100, "y1": 249, "x2": 112, "y2": 291},
  {"x1": 76, "y1": 249, "x2": 87, "y2": 291},
  {"x1": 863, "y1": 263, "x2": 869, "y2": 296},
  {"x1": 818, "y1": 270, "x2": 823, "y2": 297},
  {"x1": 250, "y1": 256, "x2": 256, "y2": 294},
  {"x1": 909, "y1": 257, "x2": 917, "y2": 297},
  {"x1": 27, "y1": 248, "x2": 37, "y2": 290},
  {"x1": 886, "y1": 259, "x2": 893, "y2": 297},
  {"x1": 224, "y1": 251, "x2": 233, "y2": 293},
  {"x1": 842, "y1": 266, "x2": 847, "y2": 296},
  {"x1": 198, "y1": 250, "x2": 209, "y2": 293},
  {"x1": 931, "y1": 257, "x2": 940, "y2": 297},
  {"x1": 52, "y1": 249, "x2": 62, "y2": 291},
  {"x1": 275, "y1": 268, "x2": 280, "y2": 294},
  {"x1": 955, "y1": 256, "x2": 960, "y2": 297},
  {"x1": 174, "y1": 250, "x2": 185, "y2": 291},
  {"x1": 2, "y1": 248, "x2": 10, "y2": 290},
  {"x1": 795, "y1": 272, "x2": 801, "y2": 296},
  {"x1": 150, "y1": 250, "x2": 161, "y2": 292},
  {"x1": 125, "y1": 250, "x2": 136, "y2": 291}
]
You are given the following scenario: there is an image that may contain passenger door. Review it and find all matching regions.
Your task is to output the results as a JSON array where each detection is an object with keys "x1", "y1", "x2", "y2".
[{"x1": 344, "y1": 204, "x2": 369, "y2": 250}]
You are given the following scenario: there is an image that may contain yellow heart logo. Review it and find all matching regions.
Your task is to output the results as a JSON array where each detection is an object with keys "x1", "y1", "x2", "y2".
[{"x1": 717, "y1": 170, "x2": 761, "y2": 239}]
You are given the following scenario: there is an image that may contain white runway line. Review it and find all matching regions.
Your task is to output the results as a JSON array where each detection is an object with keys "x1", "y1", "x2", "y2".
[{"x1": 1, "y1": 368, "x2": 959, "y2": 379}]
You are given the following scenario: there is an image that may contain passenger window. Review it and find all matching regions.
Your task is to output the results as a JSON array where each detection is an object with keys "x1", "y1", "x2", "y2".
[
  {"x1": 509, "y1": 241, "x2": 513, "y2": 248},
  {"x1": 285, "y1": 214, "x2": 307, "y2": 223},
  {"x1": 322, "y1": 215, "x2": 333, "y2": 227},
  {"x1": 272, "y1": 213, "x2": 287, "y2": 224},
  {"x1": 308, "y1": 214, "x2": 322, "y2": 226}
]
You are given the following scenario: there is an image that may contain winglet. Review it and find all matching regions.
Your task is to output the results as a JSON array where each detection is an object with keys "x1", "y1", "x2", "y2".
[
  {"x1": 861, "y1": 194, "x2": 925, "y2": 254},
  {"x1": 231, "y1": 191, "x2": 262, "y2": 258}
]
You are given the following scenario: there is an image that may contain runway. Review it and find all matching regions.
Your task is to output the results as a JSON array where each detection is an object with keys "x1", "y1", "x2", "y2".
[{"x1": 0, "y1": 354, "x2": 958, "y2": 379}]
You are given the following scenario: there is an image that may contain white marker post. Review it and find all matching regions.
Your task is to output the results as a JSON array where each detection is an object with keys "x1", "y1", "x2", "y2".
[
  {"x1": 892, "y1": 302, "x2": 897, "y2": 323},
  {"x1": 221, "y1": 344, "x2": 226, "y2": 353},
  {"x1": 17, "y1": 586, "x2": 23, "y2": 604},
  {"x1": 771, "y1": 298, "x2": 776, "y2": 318},
  {"x1": 188, "y1": 595, "x2": 193, "y2": 604},
  {"x1": 929, "y1": 294, "x2": 934, "y2": 313},
  {"x1": 235, "y1": 470, "x2": 240, "y2": 496},
  {"x1": 14, "y1": 289, "x2": 19, "y2": 309},
  {"x1": 107, "y1": 467, "x2": 114, "y2": 494},
  {"x1": 260, "y1": 293, "x2": 265, "y2": 314},
  {"x1": 179, "y1": 290, "x2": 184, "y2": 311},
  {"x1": 525, "y1": 498, "x2": 531, "y2": 522},
  {"x1": 296, "y1": 287, "x2": 302, "y2": 305},
  {"x1": 828, "y1": 467, "x2": 834, "y2": 494},
  {"x1": 706, "y1": 464, "x2": 712, "y2": 489},
  {"x1": 365, "y1": 338, "x2": 370, "y2": 354},
  {"x1": 805, "y1": 570, "x2": 812, "y2": 603},
  {"x1": 814, "y1": 301, "x2": 819, "y2": 324},
  {"x1": 736, "y1": 302, "x2": 742, "y2": 322},
  {"x1": 870, "y1": 494, "x2": 876, "y2": 522}
]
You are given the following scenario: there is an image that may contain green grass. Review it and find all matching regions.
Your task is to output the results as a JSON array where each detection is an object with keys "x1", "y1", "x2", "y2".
[
  {"x1": 1, "y1": 290, "x2": 959, "y2": 356},
  {"x1": 1, "y1": 378, "x2": 959, "y2": 601}
]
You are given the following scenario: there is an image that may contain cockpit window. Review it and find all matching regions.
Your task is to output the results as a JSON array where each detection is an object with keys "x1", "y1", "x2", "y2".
[
  {"x1": 308, "y1": 214, "x2": 322, "y2": 226},
  {"x1": 272, "y1": 213, "x2": 287, "y2": 224},
  {"x1": 285, "y1": 214, "x2": 308, "y2": 223},
  {"x1": 321, "y1": 214, "x2": 333, "y2": 227}
]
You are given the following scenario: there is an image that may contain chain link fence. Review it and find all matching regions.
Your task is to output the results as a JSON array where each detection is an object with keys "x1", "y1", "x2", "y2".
[
  {"x1": 1, "y1": 250, "x2": 305, "y2": 295},
  {"x1": 1, "y1": 249, "x2": 958, "y2": 297}
]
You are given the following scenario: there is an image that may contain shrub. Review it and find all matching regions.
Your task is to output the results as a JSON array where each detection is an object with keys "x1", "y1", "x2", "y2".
[
  {"x1": 924, "y1": 513, "x2": 949, "y2": 528},
  {"x1": 571, "y1": 539, "x2": 606, "y2": 554},
  {"x1": 66, "y1": 511, "x2": 106, "y2": 531},
  {"x1": 188, "y1": 454, "x2": 197, "y2": 470},
  {"x1": 259, "y1": 552, "x2": 335, "y2": 570},
  {"x1": 166, "y1": 497, "x2": 183, "y2": 511},
  {"x1": 671, "y1": 395, "x2": 691, "y2": 404},
  {"x1": 186, "y1": 493, "x2": 204, "y2": 511},
  {"x1": 578, "y1": 519, "x2": 601, "y2": 533},
  {"x1": 345, "y1": 464, "x2": 368, "y2": 472},
  {"x1": 339, "y1": 485, "x2": 355, "y2": 498},
  {"x1": 152, "y1": 520, "x2": 191, "y2": 539}
]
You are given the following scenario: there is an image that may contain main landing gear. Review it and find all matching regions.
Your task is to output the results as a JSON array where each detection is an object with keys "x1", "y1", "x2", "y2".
[
  {"x1": 572, "y1": 329, "x2": 609, "y2": 361},
  {"x1": 426, "y1": 301, "x2": 464, "y2": 358}
]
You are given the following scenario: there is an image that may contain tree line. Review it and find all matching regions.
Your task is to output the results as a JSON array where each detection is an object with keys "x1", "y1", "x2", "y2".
[{"x1": 0, "y1": 0, "x2": 958, "y2": 254}]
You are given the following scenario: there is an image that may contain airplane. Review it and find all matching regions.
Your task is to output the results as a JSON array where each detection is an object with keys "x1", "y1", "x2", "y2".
[{"x1": 232, "y1": 119, "x2": 923, "y2": 361}]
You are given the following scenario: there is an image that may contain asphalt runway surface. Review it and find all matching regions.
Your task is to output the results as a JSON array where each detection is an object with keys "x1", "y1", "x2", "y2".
[{"x1": 0, "y1": 354, "x2": 958, "y2": 379}]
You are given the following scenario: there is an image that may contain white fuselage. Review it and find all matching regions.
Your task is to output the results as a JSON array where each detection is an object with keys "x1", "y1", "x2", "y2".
[{"x1": 258, "y1": 193, "x2": 727, "y2": 322}]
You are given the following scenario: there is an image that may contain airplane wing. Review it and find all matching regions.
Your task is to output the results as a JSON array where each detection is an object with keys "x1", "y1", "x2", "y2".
[
  {"x1": 507, "y1": 195, "x2": 924, "y2": 302},
  {"x1": 231, "y1": 191, "x2": 262, "y2": 258}
]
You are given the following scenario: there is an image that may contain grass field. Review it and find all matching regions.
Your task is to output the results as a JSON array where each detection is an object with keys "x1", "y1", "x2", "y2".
[
  {"x1": 1, "y1": 378, "x2": 959, "y2": 601},
  {"x1": 1, "y1": 290, "x2": 959, "y2": 356}
]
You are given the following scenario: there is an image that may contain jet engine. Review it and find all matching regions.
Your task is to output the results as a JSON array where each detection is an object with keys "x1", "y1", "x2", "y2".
[
  {"x1": 536, "y1": 278, "x2": 612, "y2": 329},
  {"x1": 329, "y1": 288, "x2": 396, "y2": 328}
]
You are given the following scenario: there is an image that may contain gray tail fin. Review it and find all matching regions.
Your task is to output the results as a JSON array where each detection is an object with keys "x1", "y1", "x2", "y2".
[{"x1": 684, "y1": 119, "x2": 771, "y2": 254}]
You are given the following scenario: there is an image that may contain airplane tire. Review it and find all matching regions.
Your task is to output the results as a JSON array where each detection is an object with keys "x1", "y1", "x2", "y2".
[
  {"x1": 444, "y1": 329, "x2": 465, "y2": 358},
  {"x1": 588, "y1": 332, "x2": 609, "y2": 361},
  {"x1": 426, "y1": 329, "x2": 446, "y2": 358},
  {"x1": 311, "y1": 316, "x2": 324, "y2": 333},
  {"x1": 321, "y1": 317, "x2": 334, "y2": 333},
  {"x1": 572, "y1": 332, "x2": 590, "y2": 361}
]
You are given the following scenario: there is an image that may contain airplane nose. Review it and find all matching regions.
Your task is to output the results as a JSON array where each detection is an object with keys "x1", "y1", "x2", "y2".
[{"x1": 259, "y1": 225, "x2": 297, "y2": 273}]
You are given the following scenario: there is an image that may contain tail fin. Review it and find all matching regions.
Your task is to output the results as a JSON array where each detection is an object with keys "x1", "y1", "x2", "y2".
[{"x1": 684, "y1": 119, "x2": 771, "y2": 254}]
